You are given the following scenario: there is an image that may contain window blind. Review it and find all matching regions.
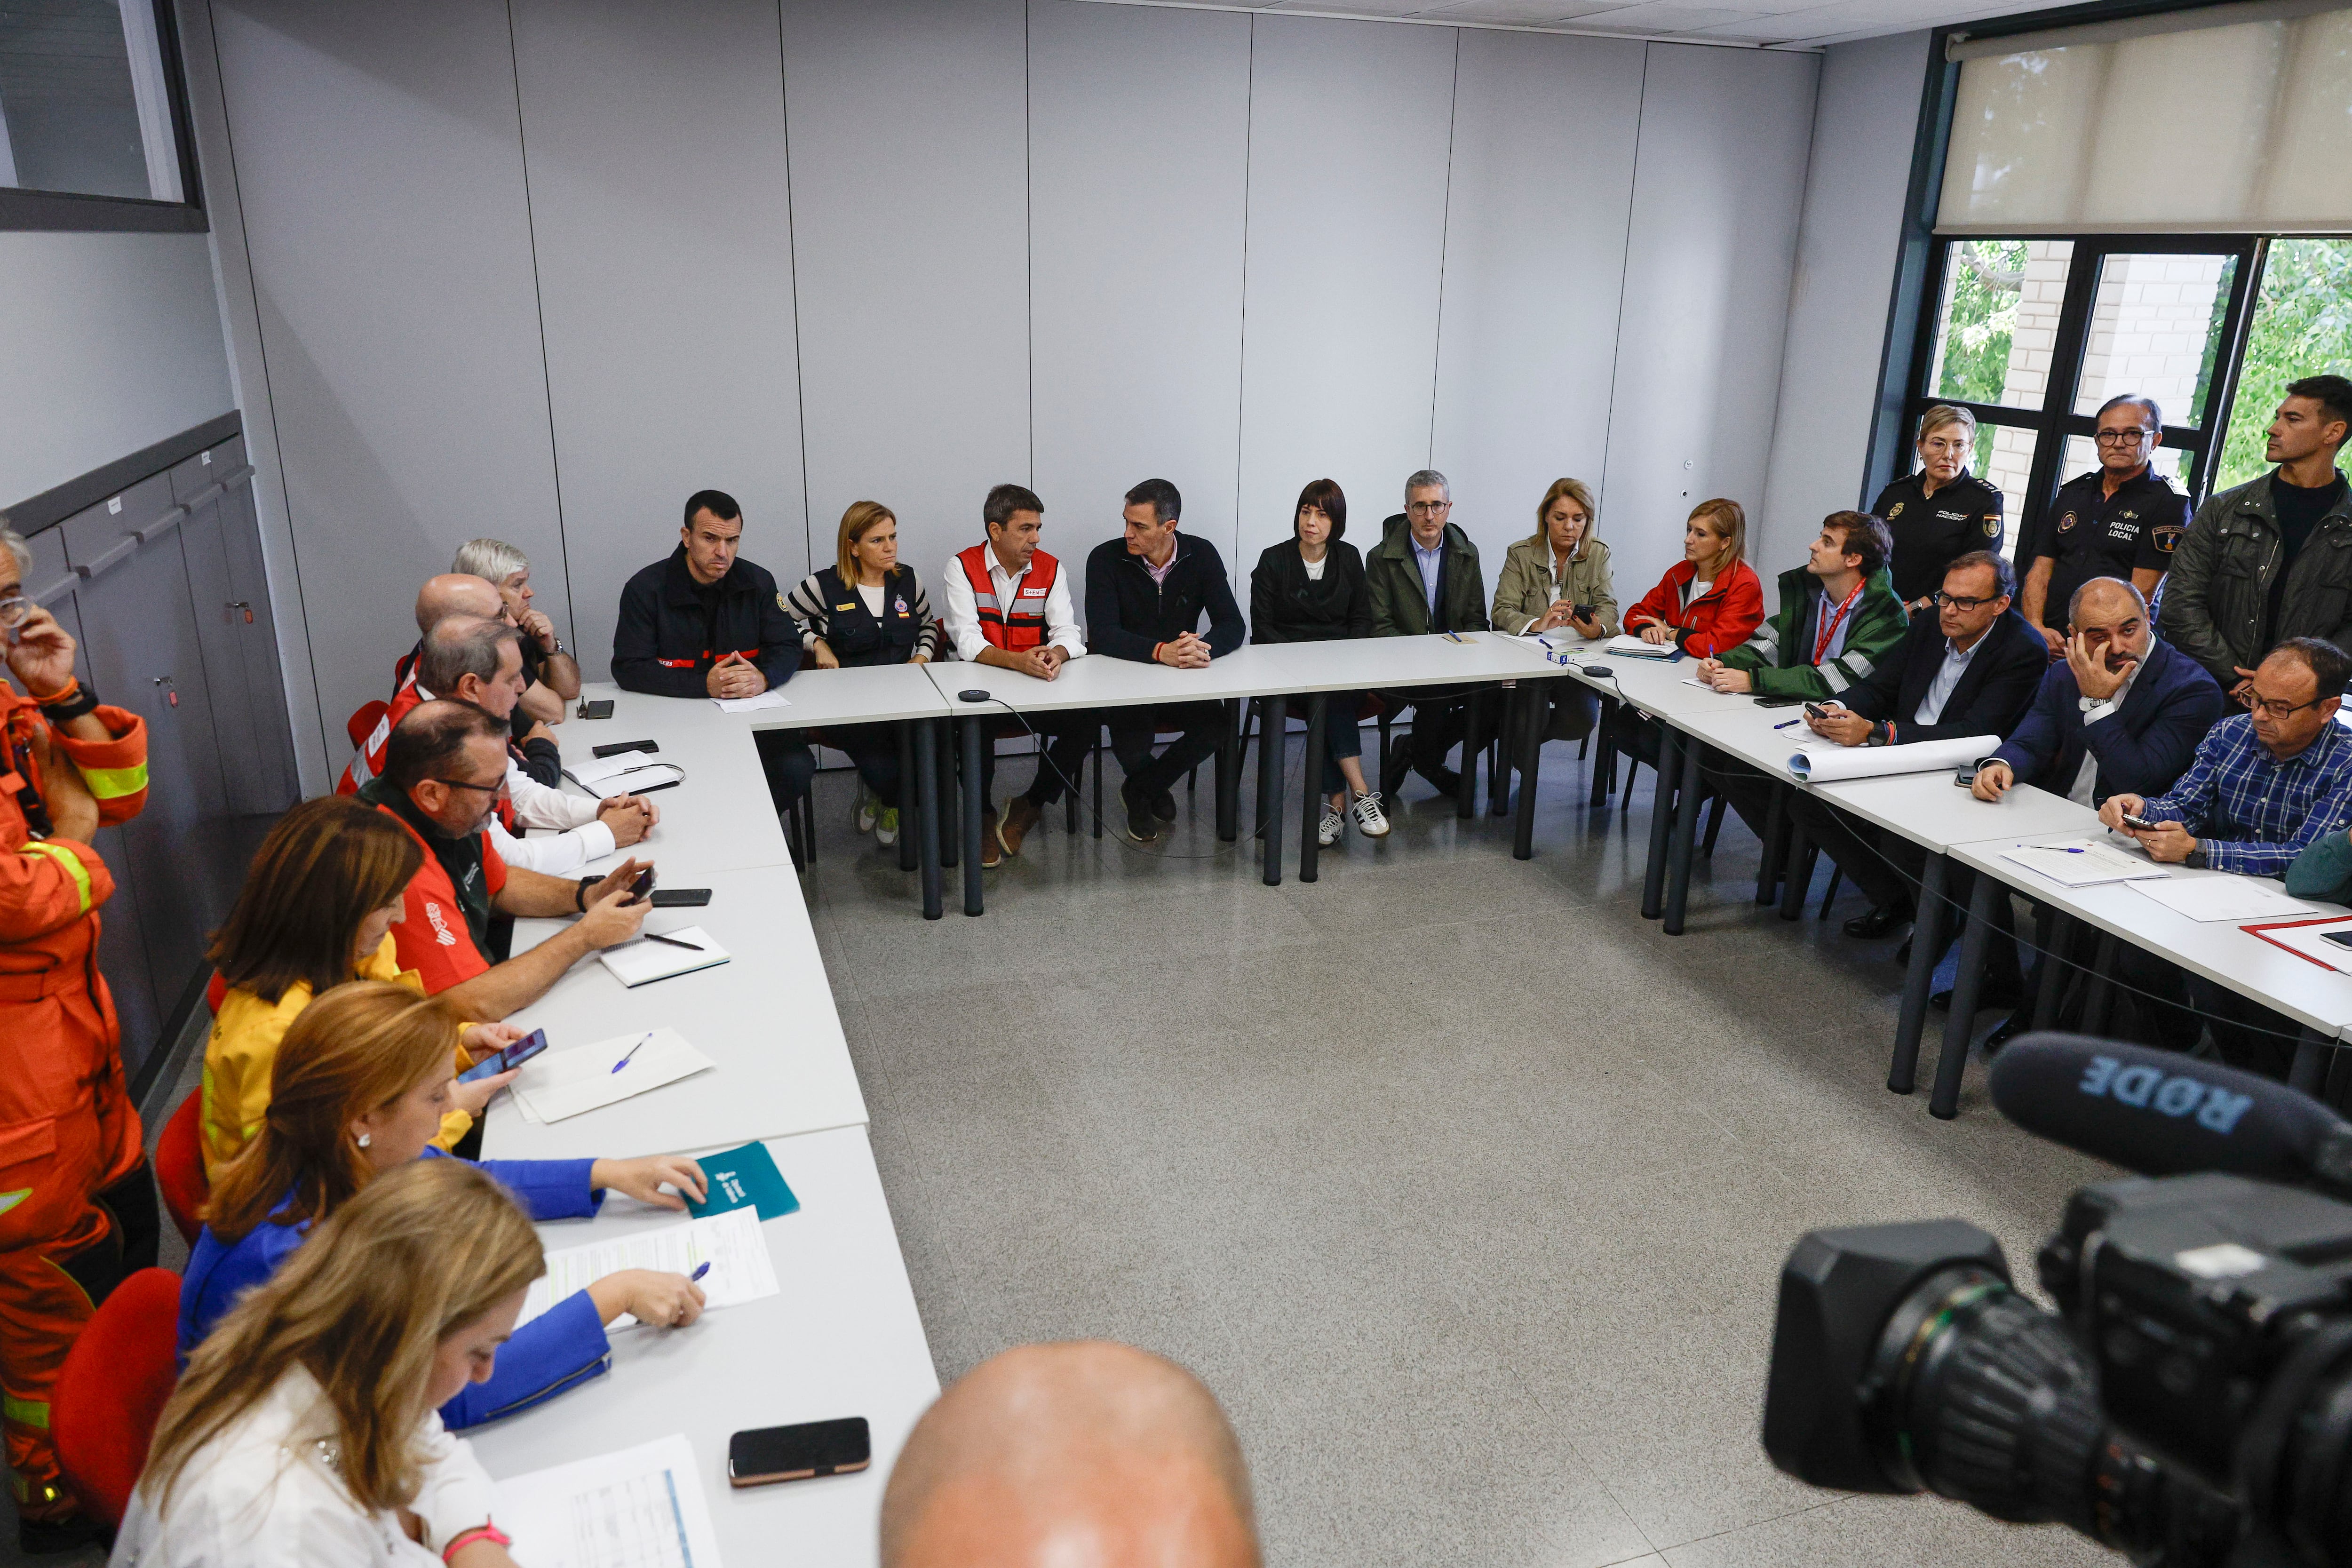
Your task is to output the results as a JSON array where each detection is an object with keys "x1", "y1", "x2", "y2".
[{"x1": 1937, "y1": 0, "x2": 2352, "y2": 233}]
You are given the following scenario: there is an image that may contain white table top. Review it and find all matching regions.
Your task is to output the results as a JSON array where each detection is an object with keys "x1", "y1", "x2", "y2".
[
  {"x1": 744, "y1": 663, "x2": 956, "y2": 731},
  {"x1": 464, "y1": 1126, "x2": 939, "y2": 1568},
  {"x1": 1814, "y1": 770, "x2": 2100, "y2": 856},
  {"x1": 482, "y1": 865, "x2": 866, "y2": 1162},
  {"x1": 1558, "y1": 651, "x2": 1763, "y2": 716},
  {"x1": 921, "y1": 632, "x2": 1562, "y2": 716},
  {"x1": 1949, "y1": 833, "x2": 2352, "y2": 1036},
  {"x1": 555, "y1": 684, "x2": 794, "y2": 877}
]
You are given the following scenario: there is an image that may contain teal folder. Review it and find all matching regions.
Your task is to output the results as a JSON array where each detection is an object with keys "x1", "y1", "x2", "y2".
[{"x1": 686, "y1": 1141, "x2": 800, "y2": 1222}]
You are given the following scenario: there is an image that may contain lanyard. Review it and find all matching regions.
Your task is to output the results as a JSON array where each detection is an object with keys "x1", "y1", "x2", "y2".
[{"x1": 1812, "y1": 581, "x2": 1865, "y2": 665}]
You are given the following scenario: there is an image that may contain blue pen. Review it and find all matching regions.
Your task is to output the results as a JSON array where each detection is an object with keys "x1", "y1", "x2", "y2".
[
  {"x1": 691, "y1": 1261, "x2": 711, "y2": 1282},
  {"x1": 1773, "y1": 718, "x2": 1802, "y2": 730},
  {"x1": 610, "y1": 1031, "x2": 653, "y2": 1074}
]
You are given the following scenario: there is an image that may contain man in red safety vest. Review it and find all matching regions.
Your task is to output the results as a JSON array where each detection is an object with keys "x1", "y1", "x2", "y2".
[
  {"x1": 0, "y1": 528, "x2": 158, "y2": 1552},
  {"x1": 940, "y1": 484, "x2": 1096, "y2": 863}
]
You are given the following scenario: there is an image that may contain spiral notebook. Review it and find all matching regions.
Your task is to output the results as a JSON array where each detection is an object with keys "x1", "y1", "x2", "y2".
[{"x1": 596, "y1": 926, "x2": 731, "y2": 987}]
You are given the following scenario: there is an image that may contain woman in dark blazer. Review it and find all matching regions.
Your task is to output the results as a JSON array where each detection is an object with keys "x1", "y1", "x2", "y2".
[{"x1": 1251, "y1": 478, "x2": 1389, "y2": 846}]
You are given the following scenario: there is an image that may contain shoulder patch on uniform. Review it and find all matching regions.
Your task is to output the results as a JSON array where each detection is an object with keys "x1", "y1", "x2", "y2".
[
  {"x1": 1887, "y1": 501, "x2": 1904, "y2": 519},
  {"x1": 777, "y1": 591, "x2": 789, "y2": 611},
  {"x1": 2056, "y1": 511, "x2": 2079, "y2": 535},
  {"x1": 2153, "y1": 522, "x2": 2185, "y2": 553},
  {"x1": 1983, "y1": 517, "x2": 2000, "y2": 535}
]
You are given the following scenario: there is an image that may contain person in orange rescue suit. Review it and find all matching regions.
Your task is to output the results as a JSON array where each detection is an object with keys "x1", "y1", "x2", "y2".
[{"x1": 0, "y1": 525, "x2": 159, "y2": 1552}]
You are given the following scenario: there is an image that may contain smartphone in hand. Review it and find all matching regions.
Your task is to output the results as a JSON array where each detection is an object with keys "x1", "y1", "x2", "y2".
[{"x1": 457, "y1": 1029, "x2": 548, "y2": 1084}]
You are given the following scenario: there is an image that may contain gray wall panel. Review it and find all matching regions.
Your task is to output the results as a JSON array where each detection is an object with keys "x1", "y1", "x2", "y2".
[
  {"x1": 1028, "y1": 0, "x2": 1250, "y2": 576},
  {"x1": 1430, "y1": 28, "x2": 1645, "y2": 585},
  {"x1": 1757, "y1": 31, "x2": 1933, "y2": 572},
  {"x1": 782, "y1": 0, "x2": 1031, "y2": 602},
  {"x1": 210, "y1": 0, "x2": 564, "y2": 743},
  {"x1": 511, "y1": 0, "x2": 808, "y2": 680},
  {"x1": 1600, "y1": 44, "x2": 1819, "y2": 603},
  {"x1": 1234, "y1": 16, "x2": 1457, "y2": 580}
]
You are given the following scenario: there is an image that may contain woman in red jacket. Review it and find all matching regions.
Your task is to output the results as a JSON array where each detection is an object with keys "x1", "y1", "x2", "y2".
[{"x1": 1622, "y1": 498, "x2": 1764, "y2": 658}]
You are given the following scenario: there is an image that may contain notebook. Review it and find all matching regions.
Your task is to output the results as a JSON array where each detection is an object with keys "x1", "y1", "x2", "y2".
[
  {"x1": 1602, "y1": 633, "x2": 1677, "y2": 660},
  {"x1": 508, "y1": 1027, "x2": 716, "y2": 1123},
  {"x1": 596, "y1": 925, "x2": 731, "y2": 987},
  {"x1": 686, "y1": 1141, "x2": 801, "y2": 1223},
  {"x1": 1998, "y1": 838, "x2": 2168, "y2": 888}
]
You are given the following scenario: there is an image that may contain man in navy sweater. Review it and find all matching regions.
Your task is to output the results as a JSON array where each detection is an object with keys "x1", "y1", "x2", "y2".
[{"x1": 1083, "y1": 479, "x2": 1246, "y2": 843}]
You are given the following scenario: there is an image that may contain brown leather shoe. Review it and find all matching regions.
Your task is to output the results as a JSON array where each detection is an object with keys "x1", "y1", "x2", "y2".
[
  {"x1": 980, "y1": 809, "x2": 1003, "y2": 868},
  {"x1": 999, "y1": 796, "x2": 1043, "y2": 858}
]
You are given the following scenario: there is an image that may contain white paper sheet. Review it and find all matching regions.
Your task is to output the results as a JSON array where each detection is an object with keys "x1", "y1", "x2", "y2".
[
  {"x1": 2130, "y1": 876, "x2": 2316, "y2": 923},
  {"x1": 2000, "y1": 837, "x2": 2169, "y2": 888},
  {"x1": 564, "y1": 751, "x2": 685, "y2": 793},
  {"x1": 1785, "y1": 734, "x2": 1997, "y2": 783},
  {"x1": 509, "y1": 1027, "x2": 715, "y2": 1123},
  {"x1": 493, "y1": 1432, "x2": 724, "y2": 1568},
  {"x1": 520, "y1": 1208, "x2": 778, "y2": 1329},
  {"x1": 2253, "y1": 919, "x2": 2352, "y2": 975},
  {"x1": 596, "y1": 927, "x2": 732, "y2": 989},
  {"x1": 713, "y1": 689, "x2": 792, "y2": 713},
  {"x1": 1602, "y1": 634, "x2": 1676, "y2": 659}
]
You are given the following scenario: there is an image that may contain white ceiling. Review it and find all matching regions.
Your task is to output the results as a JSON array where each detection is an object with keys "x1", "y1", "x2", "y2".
[{"x1": 1079, "y1": 0, "x2": 2058, "y2": 50}]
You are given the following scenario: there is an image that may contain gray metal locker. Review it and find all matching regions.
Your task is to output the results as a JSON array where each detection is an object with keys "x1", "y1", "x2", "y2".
[{"x1": 186, "y1": 436, "x2": 297, "y2": 813}]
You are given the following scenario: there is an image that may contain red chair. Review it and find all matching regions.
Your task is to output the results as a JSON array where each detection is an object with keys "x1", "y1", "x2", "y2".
[
  {"x1": 52, "y1": 1267, "x2": 181, "y2": 1529},
  {"x1": 155, "y1": 1089, "x2": 207, "y2": 1246}
]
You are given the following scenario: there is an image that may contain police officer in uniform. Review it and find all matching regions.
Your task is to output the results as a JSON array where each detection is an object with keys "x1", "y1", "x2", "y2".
[
  {"x1": 783, "y1": 501, "x2": 942, "y2": 847},
  {"x1": 2018, "y1": 394, "x2": 2189, "y2": 653},
  {"x1": 612, "y1": 489, "x2": 814, "y2": 817},
  {"x1": 1872, "y1": 403, "x2": 2006, "y2": 612}
]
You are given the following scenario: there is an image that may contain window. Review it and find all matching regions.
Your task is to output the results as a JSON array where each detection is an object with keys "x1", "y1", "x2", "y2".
[
  {"x1": 1900, "y1": 236, "x2": 2260, "y2": 558},
  {"x1": 0, "y1": 0, "x2": 200, "y2": 228},
  {"x1": 2210, "y1": 238, "x2": 2352, "y2": 492}
]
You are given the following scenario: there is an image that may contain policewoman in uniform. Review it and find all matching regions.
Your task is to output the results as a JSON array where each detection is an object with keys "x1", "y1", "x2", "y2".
[
  {"x1": 0, "y1": 527, "x2": 157, "y2": 1552},
  {"x1": 2018, "y1": 394, "x2": 2189, "y2": 652},
  {"x1": 612, "y1": 488, "x2": 814, "y2": 817},
  {"x1": 784, "y1": 501, "x2": 943, "y2": 846},
  {"x1": 1872, "y1": 403, "x2": 2006, "y2": 612}
]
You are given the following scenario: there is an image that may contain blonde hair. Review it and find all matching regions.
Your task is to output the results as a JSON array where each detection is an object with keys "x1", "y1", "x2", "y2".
[
  {"x1": 206, "y1": 981, "x2": 456, "y2": 1242},
  {"x1": 1531, "y1": 478, "x2": 1599, "y2": 559},
  {"x1": 145, "y1": 1158, "x2": 542, "y2": 1518},
  {"x1": 1917, "y1": 404, "x2": 1978, "y2": 445},
  {"x1": 1688, "y1": 498, "x2": 1746, "y2": 574},
  {"x1": 835, "y1": 501, "x2": 898, "y2": 588}
]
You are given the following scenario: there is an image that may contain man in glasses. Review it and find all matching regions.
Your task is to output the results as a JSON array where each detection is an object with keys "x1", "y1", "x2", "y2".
[
  {"x1": 2018, "y1": 395, "x2": 2190, "y2": 655},
  {"x1": 2166, "y1": 374, "x2": 2352, "y2": 702},
  {"x1": 1367, "y1": 469, "x2": 1492, "y2": 800},
  {"x1": 358, "y1": 699, "x2": 649, "y2": 1015},
  {"x1": 1781, "y1": 551, "x2": 2046, "y2": 945}
]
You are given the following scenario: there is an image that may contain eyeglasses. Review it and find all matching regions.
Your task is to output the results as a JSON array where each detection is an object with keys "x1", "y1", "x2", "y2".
[
  {"x1": 1406, "y1": 500, "x2": 1451, "y2": 515},
  {"x1": 2095, "y1": 429, "x2": 2155, "y2": 444},
  {"x1": 2248, "y1": 692, "x2": 2328, "y2": 721},
  {"x1": 432, "y1": 776, "x2": 509, "y2": 796},
  {"x1": 1930, "y1": 590, "x2": 2002, "y2": 610}
]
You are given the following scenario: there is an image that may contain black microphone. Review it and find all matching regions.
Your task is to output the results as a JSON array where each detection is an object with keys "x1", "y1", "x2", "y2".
[{"x1": 1989, "y1": 1033, "x2": 2352, "y2": 1196}]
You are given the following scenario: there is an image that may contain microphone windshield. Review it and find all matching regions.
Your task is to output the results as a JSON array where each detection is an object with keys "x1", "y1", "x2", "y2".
[{"x1": 1989, "y1": 1033, "x2": 2349, "y2": 1185}]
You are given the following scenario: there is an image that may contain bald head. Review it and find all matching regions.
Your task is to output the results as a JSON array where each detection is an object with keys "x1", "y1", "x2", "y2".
[
  {"x1": 882, "y1": 1342, "x2": 1259, "y2": 1568},
  {"x1": 415, "y1": 573, "x2": 503, "y2": 634}
]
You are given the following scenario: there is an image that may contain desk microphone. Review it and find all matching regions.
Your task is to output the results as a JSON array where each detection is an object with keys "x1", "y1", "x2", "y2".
[
  {"x1": 1581, "y1": 666, "x2": 1614, "y2": 679},
  {"x1": 1989, "y1": 1033, "x2": 2352, "y2": 1197},
  {"x1": 958, "y1": 689, "x2": 989, "y2": 703}
]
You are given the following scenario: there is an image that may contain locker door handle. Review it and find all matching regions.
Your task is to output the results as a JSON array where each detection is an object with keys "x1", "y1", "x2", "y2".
[
  {"x1": 219, "y1": 464, "x2": 255, "y2": 490},
  {"x1": 28, "y1": 574, "x2": 76, "y2": 608},
  {"x1": 180, "y1": 482, "x2": 225, "y2": 510},
  {"x1": 75, "y1": 539, "x2": 137, "y2": 581},
  {"x1": 135, "y1": 506, "x2": 188, "y2": 544}
]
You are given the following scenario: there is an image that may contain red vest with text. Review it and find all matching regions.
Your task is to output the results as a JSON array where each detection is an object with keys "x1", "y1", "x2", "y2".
[{"x1": 957, "y1": 545, "x2": 1058, "y2": 653}]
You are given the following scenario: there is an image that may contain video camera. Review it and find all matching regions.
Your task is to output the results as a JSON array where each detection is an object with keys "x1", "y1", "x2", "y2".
[{"x1": 1763, "y1": 1035, "x2": 2352, "y2": 1567}]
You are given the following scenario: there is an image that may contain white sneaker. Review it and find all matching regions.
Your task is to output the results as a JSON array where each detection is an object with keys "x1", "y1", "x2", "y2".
[
  {"x1": 1318, "y1": 804, "x2": 1343, "y2": 847},
  {"x1": 854, "y1": 782, "x2": 877, "y2": 835},
  {"x1": 875, "y1": 805, "x2": 899, "y2": 846},
  {"x1": 1351, "y1": 793, "x2": 1391, "y2": 838}
]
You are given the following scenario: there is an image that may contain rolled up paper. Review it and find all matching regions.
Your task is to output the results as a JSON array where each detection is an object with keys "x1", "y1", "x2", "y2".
[{"x1": 1787, "y1": 734, "x2": 2000, "y2": 784}]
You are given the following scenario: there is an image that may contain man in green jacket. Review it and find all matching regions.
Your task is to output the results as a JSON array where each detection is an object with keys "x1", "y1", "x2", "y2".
[
  {"x1": 1696, "y1": 512, "x2": 1910, "y2": 842},
  {"x1": 1696, "y1": 511, "x2": 1908, "y2": 700},
  {"x1": 1366, "y1": 470, "x2": 1491, "y2": 798},
  {"x1": 2161, "y1": 375, "x2": 2352, "y2": 704}
]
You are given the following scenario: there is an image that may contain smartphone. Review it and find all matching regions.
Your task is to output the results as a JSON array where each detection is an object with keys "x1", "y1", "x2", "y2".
[
  {"x1": 457, "y1": 1028, "x2": 547, "y2": 1084},
  {"x1": 627, "y1": 867, "x2": 656, "y2": 902},
  {"x1": 650, "y1": 887, "x2": 711, "y2": 908},
  {"x1": 593, "y1": 739, "x2": 658, "y2": 759},
  {"x1": 2324, "y1": 931, "x2": 2352, "y2": 949},
  {"x1": 1754, "y1": 695, "x2": 1806, "y2": 709},
  {"x1": 1803, "y1": 702, "x2": 1829, "y2": 722},
  {"x1": 577, "y1": 699, "x2": 614, "y2": 720},
  {"x1": 2120, "y1": 812, "x2": 2156, "y2": 830},
  {"x1": 1953, "y1": 764, "x2": 1979, "y2": 787},
  {"x1": 728, "y1": 1418, "x2": 870, "y2": 1487},
  {"x1": 1572, "y1": 604, "x2": 1594, "y2": 620}
]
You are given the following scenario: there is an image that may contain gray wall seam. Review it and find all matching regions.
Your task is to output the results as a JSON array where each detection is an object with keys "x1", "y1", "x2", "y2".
[
  {"x1": 1593, "y1": 42, "x2": 1651, "y2": 512},
  {"x1": 778, "y1": 0, "x2": 814, "y2": 579},
  {"x1": 1427, "y1": 26, "x2": 1459, "y2": 470},
  {"x1": 1230, "y1": 12, "x2": 1255, "y2": 588},
  {"x1": 504, "y1": 0, "x2": 578, "y2": 653}
]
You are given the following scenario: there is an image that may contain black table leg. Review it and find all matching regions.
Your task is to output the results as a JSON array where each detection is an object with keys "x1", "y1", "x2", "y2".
[
  {"x1": 1257, "y1": 696, "x2": 1284, "y2": 887},
  {"x1": 1216, "y1": 698, "x2": 1240, "y2": 843},
  {"x1": 1455, "y1": 693, "x2": 1479, "y2": 820},
  {"x1": 1929, "y1": 875, "x2": 2001, "y2": 1119},
  {"x1": 1639, "y1": 723, "x2": 1680, "y2": 920},
  {"x1": 934, "y1": 717, "x2": 957, "y2": 871},
  {"x1": 1589, "y1": 696, "x2": 1615, "y2": 808},
  {"x1": 1778, "y1": 826, "x2": 1811, "y2": 921},
  {"x1": 1888, "y1": 852, "x2": 1948, "y2": 1094},
  {"x1": 1756, "y1": 786, "x2": 1785, "y2": 906},
  {"x1": 2081, "y1": 931, "x2": 2120, "y2": 1033},
  {"x1": 895, "y1": 721, "x2": 918, "y2": 874},
  {"x1": 1489, "y1": 690, "x2": 1512, "y2": 818},
  {"x1": 1512, "y1": 686, "x2": 1542, "y2": 860},
  {"x1": 1299, "y1": 692, "x2": 1328, "y2": 883},
  {"x1": 961, "y1": 714, "x2": 985, "y2": 917},
  {"x1": 2031, "y1": 908, "x2": 2067, "y2": 1028},
  {"x1": 914, "y1": 720, "x2": 942, "y2": 921},
  {"x1": 2292, "y1": 1027, "x2": 2331, "y2": 1094},
  {"x1": 1661, "y1": 733, "x2": 1706, "y2": 935}
]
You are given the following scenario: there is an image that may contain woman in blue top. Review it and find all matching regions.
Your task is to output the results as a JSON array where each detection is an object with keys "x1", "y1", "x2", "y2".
[{"x1": 181, "y1": 980, "x2": 711, "y2": 1429}]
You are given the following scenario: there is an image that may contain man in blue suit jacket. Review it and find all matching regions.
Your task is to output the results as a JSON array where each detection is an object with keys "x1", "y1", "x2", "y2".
[{"x1": 1972, "y1": 576, "x2": 2224, "y2": 808}]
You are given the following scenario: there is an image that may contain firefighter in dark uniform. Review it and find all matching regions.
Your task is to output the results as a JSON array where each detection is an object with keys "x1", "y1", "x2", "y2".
[
  {"x1": 2018, "y1": 394, "x2": 2190, "y2": 652},
  {"x1": 1871, "y1": 403, "x2": 2006, "y2": 612},
  {"x1": 612, "y1": 488, "x2": 814, "y2": 815}
]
